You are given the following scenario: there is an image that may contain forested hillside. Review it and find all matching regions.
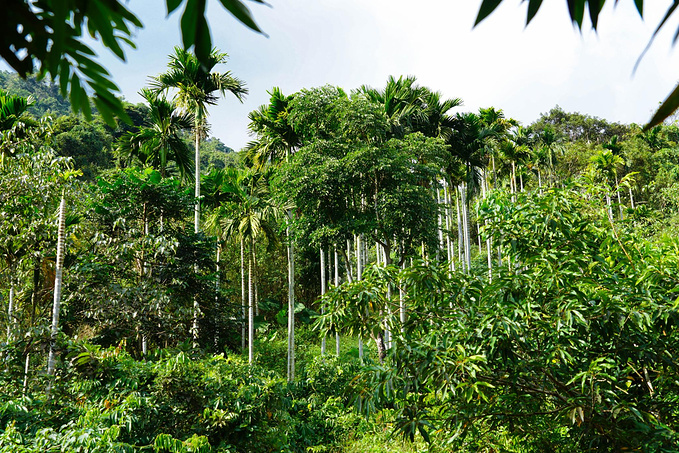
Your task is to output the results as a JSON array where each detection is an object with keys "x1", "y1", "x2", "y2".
[{"x1": 2, "y1": 62, "x2": 679, "y2": 452}]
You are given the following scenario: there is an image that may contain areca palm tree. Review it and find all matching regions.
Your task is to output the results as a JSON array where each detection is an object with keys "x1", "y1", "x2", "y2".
[
  {"x1": 246, "y1": 87, "x2": 299, "y2": 169},
  {"x1": 213, "y1": 171, "x2": 281, "y2": 364},
  {"x1": 117, "y1": 88, "x2": 194, "y2": 181},
  {"x1": 359, "y1": 75, "x2": 429, "y2": 139},
  {"x1": 246, "y1": 87, "x2": 301, "y2": 381},
  {"x1": 152, "y1": 46, "x2": 247, "y2": 234}
]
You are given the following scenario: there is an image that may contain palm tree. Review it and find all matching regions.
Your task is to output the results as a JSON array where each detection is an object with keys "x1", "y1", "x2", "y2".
[
  {"x1": 246, "y1": 87, "x2": 299, "y2": 169},
  {"x1": 152, "y1": 46, "x2": 247, "y2": 234},
  {"x1": 589, "y1": 149, "x2": 625, "y2": 221},
  {"x1": 117, "y1": 88, "x2": 194, "y2": 181},
  {"x1": 152, "y1": 47, "x2": 246, "y2": 344},
  {"x1": 359, "y1": 75, "x2": 429, "y2": 139},
  {"x1": 446, "y1": 112, "x2": 494, "y2": 270},
  {"x1": 212, "y1": 170, "x2": 281, "y2": 365},
  {"x1": 246, "y1": 87, "x2": 300, "y2": 381}
]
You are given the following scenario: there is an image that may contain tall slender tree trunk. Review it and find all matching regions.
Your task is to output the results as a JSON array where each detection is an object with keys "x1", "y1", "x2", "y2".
[
  {"x1": 334, "y1": 246, "x2": 340, "y2": 356},
  {"x1": 443, "y1": 184, "x2": 452, "y2": 265},
  {"x1": 480, "y1": 172, "x2": 492, "y2": 280},
  {"x1": 399, "y1": 261, "x2": 406, "y2": 327},
  {"x1": 6, "y1": 280, "x2": 14, "y2": 341},
  {"x1": 445, "y1": 184, "x2": 455, "y2": 272},
  {"x1": 23, "y1": 353, "x2": 30, "y2": 395},
  {"x1": 241, "y1": 238, "x2": 246, "y2": 351},
  {"x1": 248, "y1": 242, "x2": 254, "y2": 365},
  {"x1": 437, "y1": 187, "x2": 444, "y2": 261},
  {"x1": 287, "y1": 224, "x2": 295, "y2": 382},
  {"x1": 320, "y1": 248, "x2": 326, "y2": 356},
  {"x1": 629, "y1": 187, "x2": 635, "y2": 209},
  {"x1": 192, "y1": 127, "x2": 201, "y2": 345},
  {"x1": 194, "y1": 129, "x2": 201, "y2": 233},
  {"x1": 456, "y1": 188, "x2": 464, "y2": 270},
  {"x1": 47, "y1": 195, "x2": 66, "y2": 378},
  {"x1": 355, "y1": 235, "x2": 363, "y2": 360},
  {"x1": 461, "y1": 184, "x2": 472, "y2": 272}
]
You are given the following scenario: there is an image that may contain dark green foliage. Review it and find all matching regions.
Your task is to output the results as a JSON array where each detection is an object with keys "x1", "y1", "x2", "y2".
[
  {"x1": 64, "y1": 168, "x2": 236, "y2": 353},
  {"x1": 531, "y1": 106, "x2": 630, "y2": 145},
  {"x1": 53, "y1": 115, "x2": 115, "y2": 180},
  {"x1": 0, "y1": 343, "x2": 367, "y2": 452},
  {"x1": 0, "y1": 71, "x2": 71, "y2": 119},
  {"x1": 319, "y1": 186, "x2": 679, "y2": 451}
]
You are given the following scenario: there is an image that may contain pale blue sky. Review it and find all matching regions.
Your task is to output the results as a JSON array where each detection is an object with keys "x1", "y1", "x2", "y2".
[{"x1": 20, "y1": 1, "x2": 679, "y2": 150}]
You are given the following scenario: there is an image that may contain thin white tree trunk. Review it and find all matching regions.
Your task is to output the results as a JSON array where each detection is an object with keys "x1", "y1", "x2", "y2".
[
  {"x1": 461, "y1": 184, "x2": 472, "y2": 272},
  {"x1": 481, "y1": 171, "x2": 492, "y2": 280},
  {"x1": 248, "y1": 245, "x2": 254, "y2": 365},
  {"x1": 444, "y1": 184, "x2": 452, "y2": 264},
  {"x1": 194, "y1": 132, "x2": 201, "y2": 233},
  {"x1": 47, "y1": 196, "x2": 66, "y2": 377},
  {"x1": 334, "y1": 246, "x2": 340, "y2": 356},
  {"x1": 22, "y1": 353, "x2": 29, "y2": 395},
  {"x1": 400, "y1": 261, "x2": 406, "y2": 327},
  {"x1": 629, "y1": 187, "x2": 635, "y2": 209},
  {"x1": 6, "y1": 281, "x2": 14, "y2": 341},
  {"x1": 241, "y1": 239, "x2": 246, "y2": 351},
  {"x1": 355, "y1": 235, "x2": 363, "y2": 360},
  {"x1": 456, "y1": 188, "x2": 464, "y2": 270},
  {"x1": 192, "y1": 131, "x2": 201, "y2": 344},
  {"x1": 445, "y1": 185, "x2": 455, "y2": 272},
  {"x1": 346, "y1": 239, "x2": 353, "y2": 282},
  {"x1": 320, "y1": 248, "x2": 326, "y2": 356},
  {"x1": 615, "y1": 177, "x2": 623, "y2": 220},
  {"x1": 287, "y1": 224, "x2": 295, "y2": 382},
  {"x1": 437, "y1": 187, "x2": 444, "y2": 261}
]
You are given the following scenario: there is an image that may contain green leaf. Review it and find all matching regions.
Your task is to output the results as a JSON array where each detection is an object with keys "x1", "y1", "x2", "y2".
[
  {"x1": 193, "y1": 11, "x2": 212, "y2": 64},
  {"x1": 587, "y1": 0, "x2": 604, "y2": 29},
  {"x1": 180, "y1": 0, "x2": 199, "y2": 50},
  {"x1": 567, "y1": 0, "x2": 585, "y2": 29},
  {"x1": 166, "y1": 0, "x2": 184, "y2": 15},
  {"x1": 645, "y1": 80, "x2": 679, "y2": 130},
  {"x1": 217, "y1": 0, "x2": 265, "y2": 34},
  {"x1": 526, "y1": 0, "x2": 544, "y2": 25},
  {"x1": 634, "y1": 0, "x2": 643, "y2": 17}
]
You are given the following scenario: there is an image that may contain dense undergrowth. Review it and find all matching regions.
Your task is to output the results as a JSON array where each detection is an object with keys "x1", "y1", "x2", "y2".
[{"x1": 0, "y1": 335, "x2": 382, "y2": 453}]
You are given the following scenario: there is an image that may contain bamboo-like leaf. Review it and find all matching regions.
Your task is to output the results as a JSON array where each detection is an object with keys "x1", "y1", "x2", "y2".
[
  {"x1": 588, "y1": 0, "x2": 604, "y2": 29},
  {"x1": 475, "y1": 0, "x2": 504, "y2": 26},
  {"x1": 645, "y1": 81, "x2": 679, "y2": 130},
  {"x1": 526, "y1": 0, "x2": 544, "y2": 25},
  {"x1": 634, "y1": 1, "x2": 679, "y2": 73},
  {"x1": 166, "y1": 0, "x2": 184, "y2": 15},
  {"x1": 217, "y1": 0, "x2": 266, "y2": 34},
  {"x1": 180, "y1": 0, "x2": 199, "y2": 50}
]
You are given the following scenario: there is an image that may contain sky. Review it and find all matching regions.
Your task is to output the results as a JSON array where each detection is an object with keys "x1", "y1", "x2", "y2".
[{"x1": 24, "y1": 1, "x2": 679, "y2": 150}]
